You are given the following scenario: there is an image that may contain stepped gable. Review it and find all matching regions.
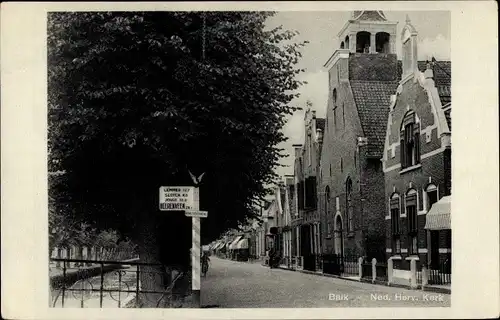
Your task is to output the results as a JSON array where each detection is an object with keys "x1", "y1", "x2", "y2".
[{"x1": 396, "y1": 60, "x2": 451, "y2": 104}]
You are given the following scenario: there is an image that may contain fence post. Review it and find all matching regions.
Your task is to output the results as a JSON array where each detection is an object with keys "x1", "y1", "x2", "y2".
[
  {"x1": 56, "y1": 247, "x2": 61, "y2": 268},
  {"x1": 422, "y1": 264, "x2": 428, "y2": 288},
  {"x1": 387, "y1": 258, "x2": 393, "y2": 285},
  {"x1": 358, "y1": 257, "x2": 363, "y2": 279},
  {"x1": 410, "y1": 259, "x2": 417, "y2": 289},
  {"x1": 68, "y1": 247, "x2": 74, "y2": 268},
  {"x1": 371, "y1": 258, "x2": 377, "y2": 283}
]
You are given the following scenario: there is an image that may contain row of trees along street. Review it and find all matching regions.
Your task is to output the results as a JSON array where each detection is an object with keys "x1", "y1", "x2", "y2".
[{"x1": 48, "y1": 11, "x2": 307, "y2": 306}]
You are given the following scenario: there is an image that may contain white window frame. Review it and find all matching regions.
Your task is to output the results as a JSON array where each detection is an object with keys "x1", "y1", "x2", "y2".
[
  {"x1": 403, "y1": 188, "x2": 418, "y2": 217},
  {"x1": 423, "y1": 183, "x2": 439, "y2": 213}
]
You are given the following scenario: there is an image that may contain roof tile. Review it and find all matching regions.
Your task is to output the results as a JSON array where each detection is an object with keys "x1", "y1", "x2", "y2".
[{"x1": 350, "y1": 80, "x2": 399, "y2": 158}]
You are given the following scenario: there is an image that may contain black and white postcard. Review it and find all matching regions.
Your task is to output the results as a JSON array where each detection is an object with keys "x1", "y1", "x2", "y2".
[{"x1": 1, "y1": 1, "x2": 498, "y2": 319}]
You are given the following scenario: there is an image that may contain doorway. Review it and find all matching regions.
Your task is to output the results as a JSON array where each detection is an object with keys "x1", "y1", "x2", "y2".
[
  {"x1": 334, "y1": 215, "x2": 344, "y2": 256},
  {"x1": 430, "y1": 230, "x2": 439, "y2": 269}
]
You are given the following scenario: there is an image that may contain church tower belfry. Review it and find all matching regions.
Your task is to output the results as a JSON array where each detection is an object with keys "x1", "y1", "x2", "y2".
[{"x1": 337, "y1": 11, "x2": 398, "y2": 54}]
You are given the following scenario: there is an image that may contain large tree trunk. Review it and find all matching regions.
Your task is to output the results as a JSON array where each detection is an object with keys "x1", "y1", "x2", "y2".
[{"x1": 136, "y1": 216, "x2": 170, "y2": 308}]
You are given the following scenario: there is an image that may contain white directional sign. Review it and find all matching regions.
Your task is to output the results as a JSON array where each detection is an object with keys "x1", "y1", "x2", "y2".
[
  {"x1": 159, "y1": 186, "x2": 195, "y2": 211},
  {"x1": 185, "y1": 210, "x2": 208, "y2": 218}
]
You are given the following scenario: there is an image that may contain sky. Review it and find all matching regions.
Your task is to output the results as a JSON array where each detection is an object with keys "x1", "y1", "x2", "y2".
[{"x1": 264, "y1": 11, "x2": 451, "y2": 179}]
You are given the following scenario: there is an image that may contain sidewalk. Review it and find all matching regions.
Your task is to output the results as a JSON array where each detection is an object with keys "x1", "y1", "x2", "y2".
[{"x1": 274, "y1": 265, "x2": 451, "y2": 294}]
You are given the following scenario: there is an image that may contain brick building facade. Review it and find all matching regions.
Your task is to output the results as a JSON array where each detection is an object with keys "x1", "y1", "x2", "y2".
[
  {"x1": 381, "y1": 17, "x2": 451, "y2": 282},
  {"x1": 292, "y1": 105, "x2": 325, "y2": 271},
  {"x1": 318, "y1": 11, "x2": 397, "y2": 260}
]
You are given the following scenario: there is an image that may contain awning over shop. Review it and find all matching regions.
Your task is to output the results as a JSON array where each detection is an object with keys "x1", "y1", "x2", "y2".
[
  {"x1": 425, "y1": 196, "x2": 451, "y2": 230},
  {"x1": 236, "y1": 238, "x2": 249, "y2": 249},
  {"x1": 214, "y1": 242, "x2": 224, "y2": 250},
  {"x1": 228, "y1": 236, "x2": 242, "y2": 250}
]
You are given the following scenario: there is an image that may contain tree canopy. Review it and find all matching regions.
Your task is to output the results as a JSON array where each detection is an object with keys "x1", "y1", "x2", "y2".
[{"x1": 48, "y1": 11, "x2": 306, "y2": 249}]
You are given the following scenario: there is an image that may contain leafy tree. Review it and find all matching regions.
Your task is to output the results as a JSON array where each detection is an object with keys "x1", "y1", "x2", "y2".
[{"x1": 48, "y1": 11, "x2": 306, "y2": 304}]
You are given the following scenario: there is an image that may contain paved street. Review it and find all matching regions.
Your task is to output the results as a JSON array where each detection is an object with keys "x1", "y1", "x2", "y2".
[{"x1": 201, "y1": 257, "x2": 450, "y2": 308}]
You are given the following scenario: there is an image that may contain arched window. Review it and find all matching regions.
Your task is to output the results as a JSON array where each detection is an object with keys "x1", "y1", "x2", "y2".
[
  {"x1": 376, "y1": 32, "x2": 391, "y2": 53},
  {"x1": 340, "y1": 41, "x2": 345, "y2": 49},
  {"x1": 406, "y1": 189, "x2": 418, "y2": 255},
  {"x1": 346, "y1": 177, "x2": 353, "y2": 232},
  {"x1": 325, "y1": 186, "x2": 331, "y2": 236},
  {"x1": 356, "y1": 31, "x2": 371, "y2": 53},
  {"x1": 334, "y1": 215, "x2": 344, "y2": 255},
  {"x1": 400, "y1": 111, "x2": 421, "y2": 169},
  {"x1": 425, "y1": 184, "x2": 439, "y2": 211},
  {"x1": 332, "y1": 89, "x2": 338, "y2": 129},
  {"x1": 390, "y1": 193, "x2": 401, "y2": 254},
  {"x1": 345, "y1": 36, "x2": 350, "y2": 50}
]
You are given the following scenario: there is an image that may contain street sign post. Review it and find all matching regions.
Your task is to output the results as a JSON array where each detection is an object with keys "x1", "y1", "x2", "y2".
[
  {"x1": 188, "y1": 171, "x2": 205, "y2": 308},
  {"x1": 185, "y1": 210, "x2": 208, "y2": 218},
  {"x1": 160, "y1": 172, "x2": 206, "y2": 307},
  {"x1": 159, "y1": 186, "x2": 195, "y2": 211}
]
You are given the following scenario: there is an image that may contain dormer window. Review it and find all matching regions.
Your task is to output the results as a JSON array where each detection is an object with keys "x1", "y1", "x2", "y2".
[
  {"x1": 340, "y1": 41, "x2": 345, "y2": 49},
  {"x1": 345, "y1": 36, "x2": 350, "y2": 50},
  {"x1": 356, "y1": 31, "x2": 371, "y2": 53}
]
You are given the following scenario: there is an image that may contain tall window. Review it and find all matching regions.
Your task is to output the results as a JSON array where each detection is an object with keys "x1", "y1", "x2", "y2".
[
  {"x1": 308, "y1": 133, "x2": 312, "y2": 166},
  {"x1": 297, "y1": 181, "x2": 305, "y2": 210},
  {"x1": 333, "y1": 107, "x2": 337, "y2": 129},
  {"x1": 375, "y1": 32, "x2": 390, "y2": 53},
  {"x1": 304, "y1": 176, "x2": 317, "y2": 209},
  {"x1": 356, "y1": 31, "x2": 371, "y2": 53},
  {"x1": 325, "y1": 186, "x2": 330, "y2": 237},
  {"x1": 342, "y1": 102, "x2": 345, "y2": 128},
  {"x1": 346, "y1": 178, "x2": 353, "y2": 232},
  {"x1": 406, "y1": 189, "x2": 418, "y2": 255},
  {"x1": 333, "y1": 89, "x2": 338, "y2": 130},
  {"x1": 390, "y1": 194, "x2": 401, "y2": 254},
  {"x1": 400, "y1": 112, "x2": 421, "y2": 169},
  {"x1": 426, "y1": 184, "x2": 438, "y2": 211}
]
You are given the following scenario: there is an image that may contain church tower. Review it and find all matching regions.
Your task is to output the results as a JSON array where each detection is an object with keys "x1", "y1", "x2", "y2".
[
  {"x1": 320, "y1": 11, "x2": 400, "y2": 258},
  {"x1": 337, "y1": 10, "x2": 397, "y2": 54}
]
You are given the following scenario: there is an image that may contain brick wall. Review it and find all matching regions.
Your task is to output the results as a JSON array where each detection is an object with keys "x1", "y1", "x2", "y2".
[
  {"x1": 383, "y1": 75, "x2": 450, "y2": 270},
  {"x1": 349, "y1": 53, "x2": 399, "y2": 81},
  {"x1": 384, "y1": 152, "x2": 447, "y2": 268},
  {"x1": 359, "y1": 154, "x2": 387, "y2": 261},
  {"x1": 385, "y1": 79, "x2": 443, "y2": 170},
  {"x1": 319, "y1": 54, "x2": 388, "y2": 258}
]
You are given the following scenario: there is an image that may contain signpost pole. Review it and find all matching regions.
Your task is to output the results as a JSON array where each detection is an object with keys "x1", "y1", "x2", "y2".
[{"x1": 191, "y1": 187, "x2": 201, "y2": 308}]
